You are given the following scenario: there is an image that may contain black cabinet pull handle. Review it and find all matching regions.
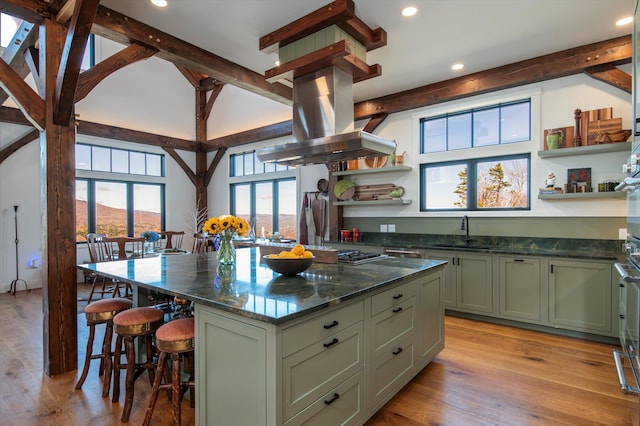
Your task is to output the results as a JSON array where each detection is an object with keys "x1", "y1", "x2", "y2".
[
  {"x1": 514, "y1": 259, "x2": 524, "y2": 262},
  {"x1": 392, "y1": 347, "x2": 403, "y2": 355},
  {"x1": 550, "y1": 265, "x2": 554, "y2": 274},
  {"x1": 323, "y1": 338, "x2": 339, "y2": 348},
  {"x1": 323, "y1": 320, "x2": 339, "y2": 329},
  {"x1": 393, "y1": 293, "x2": 403, "y2": 299},
  {"x1": 392, "y1": 307, "x2": 403, "y2": 313},
  {"x1": 324, "y1": 393, "x2": 340, "y2": 405},
  {"x1": 620, "y1": 283, "x2": 625, "y2": 288},
  {"x1": 620, "y1": 314, "x2": 626, "y2": 319}
]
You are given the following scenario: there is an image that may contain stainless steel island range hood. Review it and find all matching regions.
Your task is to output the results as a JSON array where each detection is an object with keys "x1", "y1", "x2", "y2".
[{"x1": 256, "y1": 66, "x2": 396, "y2": 166}]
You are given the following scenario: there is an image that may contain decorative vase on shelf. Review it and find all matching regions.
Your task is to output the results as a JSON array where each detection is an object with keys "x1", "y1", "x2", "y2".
[
  {"x1": 217, "y1": 230, "x2": 236, "y2": 265},
  {"x1": 546, "y1": 129, "x2": 563, "y2": 150}
]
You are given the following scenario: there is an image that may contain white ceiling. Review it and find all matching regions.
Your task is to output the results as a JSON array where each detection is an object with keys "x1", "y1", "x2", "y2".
[{"x1": 100, "y1": 0, "x2": 634, "y2": 103}]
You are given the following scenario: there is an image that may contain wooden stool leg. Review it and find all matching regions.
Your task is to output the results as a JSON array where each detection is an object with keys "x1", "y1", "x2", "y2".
[
  {"x1": 121, "y1": 335, "x2": 137, "y2": 423},
  {"x1": 101, "y1": 321, "x2": 114, "y2": 397},
  {"x1": 171, "y1": 352, "x2": 181, "y2": 425},
  {"x1": 189, "y1": 352, "x2": 195, "y2": 408},
  {"x1": 75, "y1": 322, "x2": 96, "y2": 389},
  {"x1": 112, "y1": 334, "x2": 123, "y2": 403},
  {"x1": 142, "y1": 351, "x2": 167, "y2": 426},
  {"x1": 145, "y1": 334, "x2": 156, "y2": 385}
]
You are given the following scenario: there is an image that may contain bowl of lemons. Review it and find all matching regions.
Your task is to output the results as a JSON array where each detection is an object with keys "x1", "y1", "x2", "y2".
[{"x1": 263, "y1": 244, "x2": 314, "y2": 276}]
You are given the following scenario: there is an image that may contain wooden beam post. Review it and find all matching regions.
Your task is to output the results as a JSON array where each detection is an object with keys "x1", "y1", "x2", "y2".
[
  {"x1": 40, "y1": 17, "x2": 78, "y2": 376},
  {"x1": 195, "y1": 84, "x2": 209, "y2": 217}
]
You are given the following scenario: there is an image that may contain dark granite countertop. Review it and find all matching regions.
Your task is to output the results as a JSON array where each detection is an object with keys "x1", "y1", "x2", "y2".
[
  {"x1": 78, "y1": 247, "x2": 446, "y2": 325},
  {"x1": 329, "y1": 234, "x2": 625, "y2": 261}
]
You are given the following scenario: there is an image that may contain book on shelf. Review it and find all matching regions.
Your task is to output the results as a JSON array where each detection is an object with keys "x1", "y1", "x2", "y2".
[{"x1": 538, "y1": 187, "x2": 563, "y2": 194}]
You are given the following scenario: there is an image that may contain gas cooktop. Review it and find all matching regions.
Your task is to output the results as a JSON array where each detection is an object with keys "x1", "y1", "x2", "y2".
[{"x1": 337, "y1": 250, "x2": 387, "y2": 265}]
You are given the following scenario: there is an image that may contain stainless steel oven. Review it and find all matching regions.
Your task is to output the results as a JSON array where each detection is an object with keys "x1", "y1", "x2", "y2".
[{"x1": 614, "y1": 259, "x2": 640, "y2": 395}]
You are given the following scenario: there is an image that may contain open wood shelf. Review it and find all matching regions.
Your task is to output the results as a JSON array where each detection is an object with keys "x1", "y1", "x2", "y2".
[
  {"x1": 537, "y1": 142, "x2": 630, "y2": 158},
  {"x1": 538, "y1": 192, "x2": 626, "y2": 200},
  {"x1": 333, "y1": 165, "x2": 412, "y2": 177},
  {"x1": 333, "y1": 199, "x2": 412, "y2": 206}
]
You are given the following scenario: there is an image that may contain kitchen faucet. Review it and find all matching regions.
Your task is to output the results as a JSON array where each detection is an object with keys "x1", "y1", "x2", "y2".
[{"x1": 460, "y1": 215, "x2": 470, "y2": 246}]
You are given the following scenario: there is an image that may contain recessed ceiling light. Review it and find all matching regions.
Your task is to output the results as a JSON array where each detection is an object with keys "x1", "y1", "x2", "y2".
[
  {"x1": 402, "y1": 6, "x2": 417, "y2": 17},
  {"x1": 151, "y1": 0, "x2": 168, "y2": 7},
  {"x1": 616, "y1": 16, "x2": 633, "y2": 26},
  {"x1": 451, "y1": 63, "x2": 464, "y2": 71}
]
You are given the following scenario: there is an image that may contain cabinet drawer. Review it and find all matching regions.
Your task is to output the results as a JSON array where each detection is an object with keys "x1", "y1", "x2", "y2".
[
  {"x1": 371, "y1": 297, "x2": 416, "y2": 357},
  {"x1": 283, "y1": 322, "x2": 364, "y2": 420},
  {"x1": 284, "y1": 371, "x2": 364, "y2": 426},
  {"x1": 283, "y1": 301, "x2": 364, "y2": 357},
  {"x1": 371, "y1": 280, "x2": 417, "y2": 317},
  {"x1": 371, "y1": 336, "x2": 415, "y2": 404}
]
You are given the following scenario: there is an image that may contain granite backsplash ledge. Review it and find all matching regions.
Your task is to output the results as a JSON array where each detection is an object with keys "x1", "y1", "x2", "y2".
[{"x1": 332, "y1": 232, "x2": 624, "y2": 259}]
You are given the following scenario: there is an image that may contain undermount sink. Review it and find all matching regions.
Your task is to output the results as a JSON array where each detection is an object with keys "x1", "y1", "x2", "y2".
[{"x1": 431, "y1": 243, "x2": 490, "y2": 251}]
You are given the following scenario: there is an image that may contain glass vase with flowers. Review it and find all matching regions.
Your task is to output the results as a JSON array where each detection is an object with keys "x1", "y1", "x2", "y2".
[
  {"x1": 202, "y1": 215, "x2": 250, "y2": 265},
  {"x1": 140, "y1": 230, "x2": 160, "y2": 253}
]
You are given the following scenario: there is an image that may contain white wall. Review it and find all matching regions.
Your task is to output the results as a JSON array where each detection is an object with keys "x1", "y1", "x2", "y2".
[
  {"x1": 0, "y1": 139, "x2": 43, "y2": 291},
  {"x1": 342, "y1": 74, "x2": 630, "y2": 218}
]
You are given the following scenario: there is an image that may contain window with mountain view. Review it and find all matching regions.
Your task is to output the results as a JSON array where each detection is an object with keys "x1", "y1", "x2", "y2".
[
  {"x1": 229, "y1": 150, "x2": 296, "y2": 240},
  {"x1": 75, "y1": 144, "x2": 165, "y2": 242},
  {"x1": 420, "y1": 154, "x2": 530, "y2": 211}
]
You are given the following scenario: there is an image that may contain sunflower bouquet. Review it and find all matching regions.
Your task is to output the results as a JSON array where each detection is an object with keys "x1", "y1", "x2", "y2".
[
  {"x1": 203, "y1": 215, "x2": 250, "y2": 265},
  {"x1": 202, "y1": 214, "x2": 250, "y2": 237}
]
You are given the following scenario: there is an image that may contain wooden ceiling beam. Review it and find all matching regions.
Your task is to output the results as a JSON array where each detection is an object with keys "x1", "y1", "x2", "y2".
[
  {"x1": 24, "y1": 46, "x2": 44, "y2": 97},
  {"x1": 362, "y1": 113, "x2": 388, "y2": 133},
  {"x1": 0, "y1": 128, "x2": 39, "y2": 164},
  {"x1": 0, "y1": 21, "x2": 38, "y2": 104},
  {"x1": 584, "y1": 63, "x2": 632, "y2": 93},
  {"x1": 354, "y1": 35, "x2": 632, "y2": 120},
  {"x1": 259, "y1": 0, "x2": 355, "y2": 52},
  {"x1": 0, "y1": 0, "x2": 46, "y2": 23},
  {"x1": 1, "y1": 0, "x2": 293, "y2": 104},
  {"x1": 0, "y1": 57, "x2": 45, "y2": 129},
  {"x1": 259, "y1": 0, "x2": 386, "y2": 54},
  {"x1": 203, "y1": 120, "x2": 293, "y2": 151},
  {"x1": 54, "y1": 0, "x2": 75, "y2": 23},
  {"x1": 163, "y1": 146, "x2": 198, "y2": 187},
  {"x1": 75, "y1": 42, "x2": 158, "y2": 102},
  {"x1": 53, "y1": 0, "x2": 100, "y2": 125},
  {"x1": 176, "y1": 65, "x2": 208, "y2": 88},
  {"x1": 204, "y1": 82, "x2": 224, "y2": 122},
  {"x1": 91, "y1": 6, "x2": 292, "y2": 105},
  {"x1": 77, "y1": 120, "x2": 199, "y2": 151},
  {"x1": 205, "y1": 147, "x2": 227, "y2": 186}
]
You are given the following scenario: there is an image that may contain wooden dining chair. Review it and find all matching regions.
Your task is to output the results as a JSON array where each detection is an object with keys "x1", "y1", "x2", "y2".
[
  {"x1": 192, "y1": 233, "x2": 210, "y2": 253},
  {"x1": 160, "y1": 231, "x2": 185, "y2": 249},
  {"x1": 86, "y1": 233, "x2": 115, "y2": 303},
  {"x1": 102, "y1": 236, "x2": 146, "y2": 298}
]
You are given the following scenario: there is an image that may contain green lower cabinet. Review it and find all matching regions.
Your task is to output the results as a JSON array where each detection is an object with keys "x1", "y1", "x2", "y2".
[
  {"x1": 499, "y1": 256, "x2": 542, "y2": 323},
  {"x1": 422, "y1": 250, "x2": 493, "y2": 315},
  {"x1": 548, "y1": 258, "x2": 612, "y2": 335},
  {"x1": 424, "y1": 248, "x2": 617, "y2": 338}
]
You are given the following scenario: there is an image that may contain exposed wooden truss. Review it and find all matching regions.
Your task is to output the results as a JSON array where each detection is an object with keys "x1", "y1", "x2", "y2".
[
  {"x1": 0, "y1": 1, "x2": 632, "y2": 155},
  {"x1": 354, "y1": 35, "x2": 632, "y2": 120}
]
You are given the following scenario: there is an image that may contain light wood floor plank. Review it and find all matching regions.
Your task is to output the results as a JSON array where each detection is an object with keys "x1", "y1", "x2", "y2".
[{"x1": 0, "y1": 287, "x2": 636, "y2": 425}]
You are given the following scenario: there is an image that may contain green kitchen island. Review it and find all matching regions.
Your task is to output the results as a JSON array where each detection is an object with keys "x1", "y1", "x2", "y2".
[{"x1": 79, "y1": 247, "x2": 446, "y2": 425}]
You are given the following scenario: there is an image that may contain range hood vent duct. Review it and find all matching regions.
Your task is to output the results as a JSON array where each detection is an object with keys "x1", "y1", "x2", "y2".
[{"x1": 257, "y1": 66, "x2": 396, "y2": 166}]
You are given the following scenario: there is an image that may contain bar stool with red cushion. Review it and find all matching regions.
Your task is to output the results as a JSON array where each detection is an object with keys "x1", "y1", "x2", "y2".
[
  {"x1": 112, "y1": 307, "x2": 164, "y2": 423},
  {"x1": 143, "y1": 317, "x2": 195, "y2": 426},
  {"x1": 76, "y1": 297, "x2": 132, "y2": 397}
]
